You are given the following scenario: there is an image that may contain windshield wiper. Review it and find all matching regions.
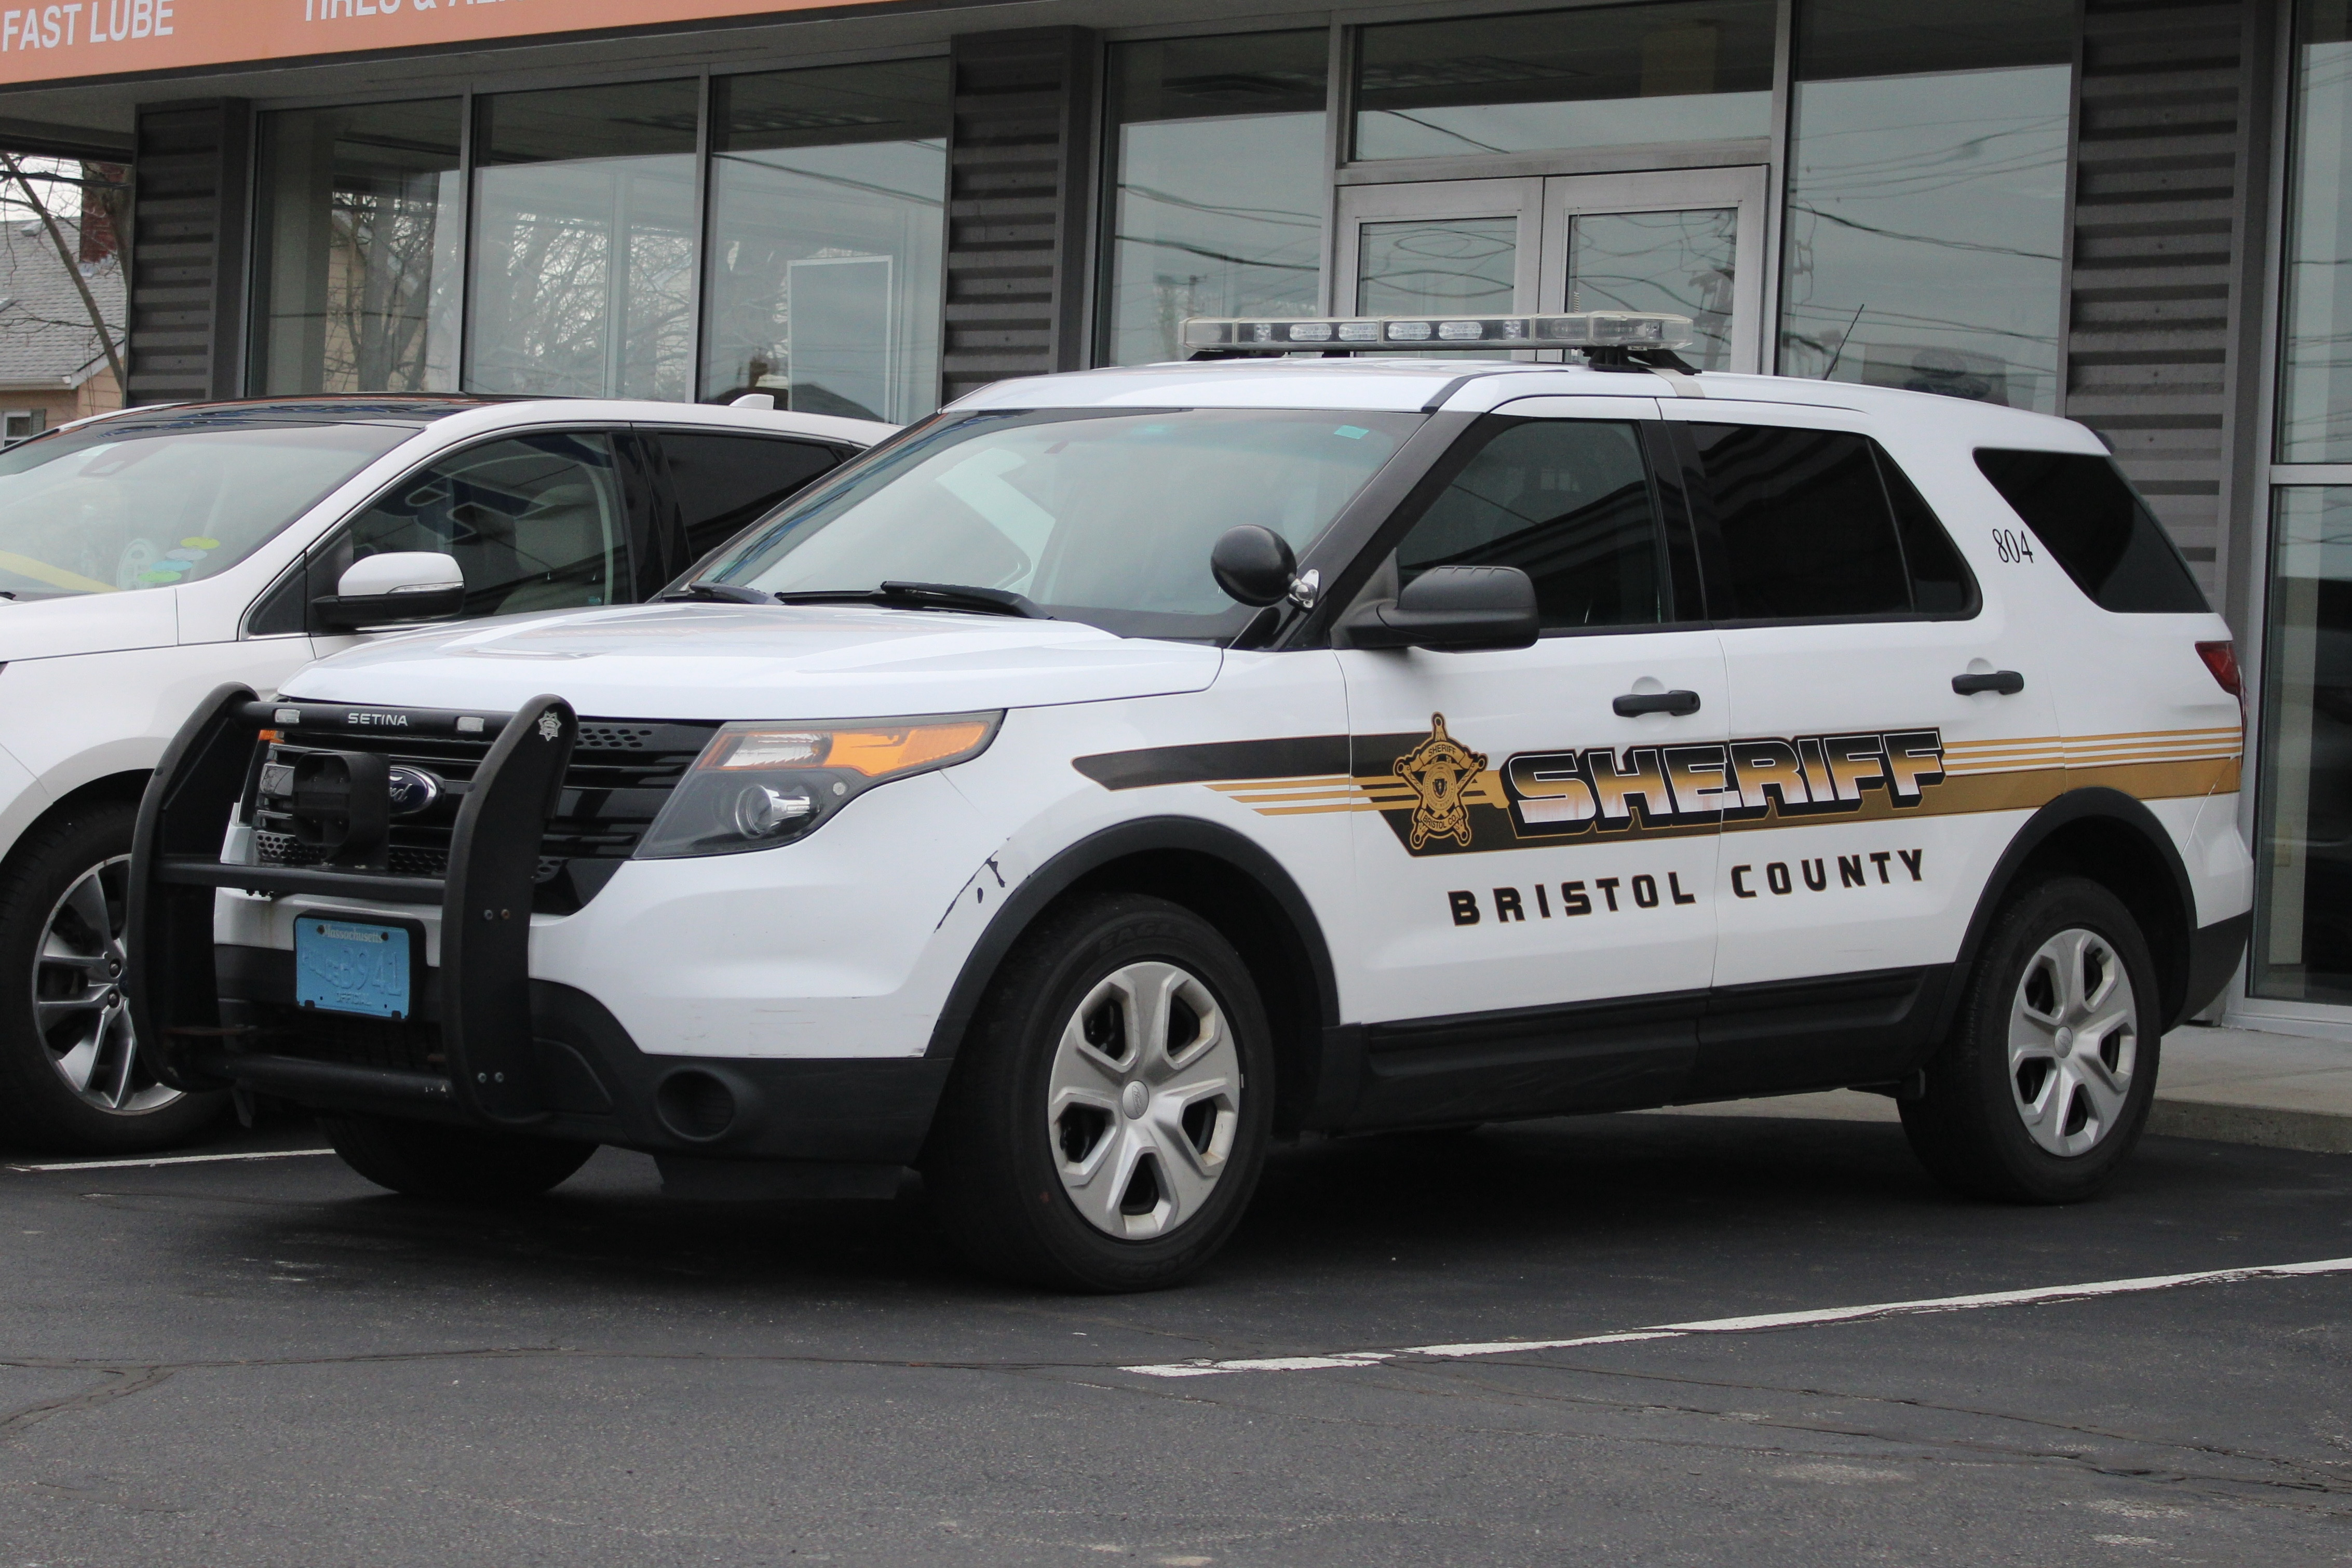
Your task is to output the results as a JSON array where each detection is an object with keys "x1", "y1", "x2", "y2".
[
  {"x1": 661, "y1": 579, "x2": 778, "y2": 605},
  {"x1": 769, "y1": 582, "x2": 1045, "y2": 619}
]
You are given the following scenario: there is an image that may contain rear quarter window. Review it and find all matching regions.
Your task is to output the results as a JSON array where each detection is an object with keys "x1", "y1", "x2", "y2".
[{"x1": 1973, "y1": 448, "x2": 2208, "y2": 613}]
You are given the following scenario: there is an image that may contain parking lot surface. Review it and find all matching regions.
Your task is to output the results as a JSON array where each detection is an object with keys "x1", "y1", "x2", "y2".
[{"x1": 3, "y1": 1113, "x2": 2348, "y2": 1566}]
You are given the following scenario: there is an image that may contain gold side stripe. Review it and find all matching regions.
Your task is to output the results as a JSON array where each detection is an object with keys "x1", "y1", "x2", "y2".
[
  {"x1": 1944, "y1": 751, "x2": 2065, "y2": 768},
  {"x1": 1940, "y1": 755, "x2": 2235, "y2": 771},
  {"x1": 1253, "y1": 801, "x2": 1389, "y2": 816},
  {"x1": 1219, "y1": 788, "x2": 1367, "y2": 804},
  {"x1": 1219, "y1": 758, "x2": 2239, "y2": 831},
  {"x1": 2067, "y1": 751, "x2": 2241, "y2": 765},
  {"x1": 2064, "y1": 726, "x2": 2243, "y2": 744},
  {"x1": 1943, "y1": 738, "x2": 2064, "y2": 753},
  {"x1": 1205, "y1": 776, "x2": 1351, "y2": 792},
  {"x1": 1944, "y1": 727, "x2": 2237, "y2": 755}
]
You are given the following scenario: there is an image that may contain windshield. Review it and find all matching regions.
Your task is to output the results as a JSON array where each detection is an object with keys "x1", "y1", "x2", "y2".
[
  {"x1": 0, "y1": 421, "x2": 415, "y2": 600},
  {"x1": 710, "y1": 407, "x2": 1420, "y2": 639}
]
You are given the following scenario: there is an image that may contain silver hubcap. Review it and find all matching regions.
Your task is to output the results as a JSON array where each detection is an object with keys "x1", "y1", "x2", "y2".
[
  {"x1": 1047, "y1": 960, "x2": 1241, "y2": 1240},
  {"x1": 33, "y1": 855, "x2": 179, "y2": 1114},
  {"x1": 2008, "y1": 926, "x2": 2136, "y2": 1158}
]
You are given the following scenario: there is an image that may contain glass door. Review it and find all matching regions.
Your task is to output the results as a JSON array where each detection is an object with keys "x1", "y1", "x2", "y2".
[
  {"x1": 1540, "y1": 168, "x2": 1766, "y2": 372},
  {"x1": 1335, "y1": 179, "x2": 1543, "y2": 319},
  {"x1": 1335, "y1": 167, "x2": 1766, "y2": 370}
]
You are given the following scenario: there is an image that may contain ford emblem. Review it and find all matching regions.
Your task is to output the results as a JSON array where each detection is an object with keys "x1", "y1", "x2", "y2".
[{"x1": 386, "y1": 766, "x2": 442, "y2": 817}]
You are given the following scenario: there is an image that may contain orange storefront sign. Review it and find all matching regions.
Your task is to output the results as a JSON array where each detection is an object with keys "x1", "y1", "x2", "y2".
[{"x1": 0, "y1": 0, "x2": 900, "y2": 86}]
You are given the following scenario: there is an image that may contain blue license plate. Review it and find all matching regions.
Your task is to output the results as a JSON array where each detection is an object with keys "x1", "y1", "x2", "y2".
[{"x1": 295, "y1": 918, "x2": 412, "y2": 1019}]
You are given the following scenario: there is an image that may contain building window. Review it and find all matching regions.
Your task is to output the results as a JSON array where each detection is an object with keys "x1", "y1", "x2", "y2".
[
  {"x1": 1, "y1": 410, "x2": 42, "y2": 445},
  {"x1": 2253, "y1": 488, "x2": 2352, "y2": 1002},
  {"x1": 1100, "y1": 31, "x2": 1328, "y2": 367},
  {"x1": 2281, "y1": 0, "x2": 2352, "y2": 460},
  {"x1": 466, "y1": 80, "x2": 701, "y2": 400},
  {"x1": 1351, "y1": 2, "x2": 1774, "y2": 163},
  {"x1": 1778, "y1": 0, "x2": 2072, "y2": 412},
  {"x1": 250, "y1": 99, "x2": 463, "y2": 395},
  {"x1": 702, "y1": 61, "x2": 948, "y2": 422}
]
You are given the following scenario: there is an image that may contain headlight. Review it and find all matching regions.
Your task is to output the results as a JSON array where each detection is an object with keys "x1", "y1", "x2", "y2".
[{"x1": 636, "y1": 713, "x2": 1001, "y2": 859}]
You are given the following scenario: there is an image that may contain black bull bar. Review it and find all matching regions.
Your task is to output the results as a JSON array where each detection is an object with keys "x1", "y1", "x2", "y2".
[{"x1": 127, "y1": 683, "x2": 575, "y2": 1127}]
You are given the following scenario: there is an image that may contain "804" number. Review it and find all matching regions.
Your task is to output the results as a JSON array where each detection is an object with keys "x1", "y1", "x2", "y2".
[{"x1": 1991, "y1": 526, "x2": 2036, "y2": 564}]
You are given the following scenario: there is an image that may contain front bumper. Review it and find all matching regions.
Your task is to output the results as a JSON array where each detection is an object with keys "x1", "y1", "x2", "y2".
[{"x1": 211, "y1": 942, "x2": 948, "y2": 1163}]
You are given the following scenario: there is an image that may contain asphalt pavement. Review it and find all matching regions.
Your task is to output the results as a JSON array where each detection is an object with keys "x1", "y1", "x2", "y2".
[{"x1": 2, "y1": 1111, "x2": 2348, "y2": 1565}]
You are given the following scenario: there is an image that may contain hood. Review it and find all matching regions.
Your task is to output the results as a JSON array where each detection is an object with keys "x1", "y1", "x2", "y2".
[
  {"x1": 0, "y1": 588, "x2": 177, "y2": 662},
  {"x1": 279, "y1": 602, "x2": 1225, "y2": 720}
]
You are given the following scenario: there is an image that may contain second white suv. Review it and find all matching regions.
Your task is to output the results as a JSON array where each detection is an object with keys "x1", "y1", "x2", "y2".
[{"x1": 0, "y1": 394, "x2": 888, "y2": 1151}]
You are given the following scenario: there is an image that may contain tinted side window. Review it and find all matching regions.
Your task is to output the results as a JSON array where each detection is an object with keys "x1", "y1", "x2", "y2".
[
  {"x1": 660, "y1": 432, "x2": 843, "y2": 559},
  {"x1": 1691, "y1": 423, "x2": 1909, "y2": 620},
  {"x1": 315, "y1": 431, "x2": 628, "y2": 621},
  {"x1": 1394, "y1": 417, "x2": 1664, "y2": 631},
  {"x1": 1877, "y1": 449, "x2": 1978, "y2": 616},
  {"x1": 1973, "y1": 448, "x2": 2208, "y2": 613}
]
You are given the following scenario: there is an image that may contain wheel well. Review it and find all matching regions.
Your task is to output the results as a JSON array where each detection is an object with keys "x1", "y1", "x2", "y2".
[
  {"x1": 2004, "y1": 816, "x2": 2193, "y2": 1025},
  {"x1": 1062, "y1": 849, "x2": 1327, "y2": 1136},
  {"x1": 3, "y1": 771, "x2": 147, "y2": 868}
]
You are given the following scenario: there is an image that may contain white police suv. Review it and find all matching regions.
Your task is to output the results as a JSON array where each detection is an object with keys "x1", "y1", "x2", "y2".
[
  {"x1": 0, "y1": 394, "x2": 885, "y2": 1152},
  {"x1": 130, "y1": 314, "x2": 2251, "y2": 1291}
]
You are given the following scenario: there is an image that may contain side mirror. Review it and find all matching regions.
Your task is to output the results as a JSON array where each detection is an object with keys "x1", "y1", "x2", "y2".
[
  {"x1": 1211, "y1": 524, "x2": 1314, "y2": 609},
  {"x1": 1342, "y1": 565, "x2": 1538, "y2": 652},
  {"x1": 313, "y1": 551, "x2": 466, "y2": 632}
]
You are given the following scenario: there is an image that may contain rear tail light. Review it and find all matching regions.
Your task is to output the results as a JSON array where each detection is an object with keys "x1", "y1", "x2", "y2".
[{"x1": 2195, "y1": 640, "x2": 2242, "y2": 700}]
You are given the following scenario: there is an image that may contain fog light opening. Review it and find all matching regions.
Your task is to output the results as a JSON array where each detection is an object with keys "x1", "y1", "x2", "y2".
[{"x1": 655, "y1": 1069, "x2": 739, "y2": 1143}]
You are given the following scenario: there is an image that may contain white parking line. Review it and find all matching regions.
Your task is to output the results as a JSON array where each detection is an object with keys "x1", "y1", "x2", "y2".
[
  {"x1": 1121, "y1": 1256, "x2": 2352, "y2": 1378},
  {"x1": 4, "y1": 1147, "x2": 335, "y2": 1173}
]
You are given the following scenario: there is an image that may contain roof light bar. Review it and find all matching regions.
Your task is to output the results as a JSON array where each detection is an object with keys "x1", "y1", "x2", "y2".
[{"x1": 1179, "y1": 312, "x2": 1696, "y2": 353}]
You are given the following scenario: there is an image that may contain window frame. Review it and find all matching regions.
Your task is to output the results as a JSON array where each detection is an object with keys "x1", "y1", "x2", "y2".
[
  {"x1": 243, "y1": 423, "x2": 641, "y2": 637},
  {"x1": 1325, "y1": 409, "x2": 1709, "y2": 642}
]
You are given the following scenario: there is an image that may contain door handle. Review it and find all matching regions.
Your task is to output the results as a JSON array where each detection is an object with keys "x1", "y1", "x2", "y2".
[
  {"x1": 1613, "y1": 689, "x2": 1702, "y2": 717},
  {"x1": 1952, "y1": 670, "x2": 2025, "y2": 696}
]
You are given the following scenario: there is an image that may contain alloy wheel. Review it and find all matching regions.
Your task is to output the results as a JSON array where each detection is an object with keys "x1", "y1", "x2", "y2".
[
  {"x1": 32, "y1": 855, "x2": 180, "y2": 1114},
  {"x1": 2007, "y1": 926, "x2": 2137, "y2": 1158},
  {"x1": 1045, "y1": 959, "x2": 1241, "y2": 1239}
]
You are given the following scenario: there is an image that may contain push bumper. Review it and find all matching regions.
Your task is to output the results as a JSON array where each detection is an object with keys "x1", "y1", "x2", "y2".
[{"x1": 128, "y1": 685, "x2": 950, "y2": 1171}]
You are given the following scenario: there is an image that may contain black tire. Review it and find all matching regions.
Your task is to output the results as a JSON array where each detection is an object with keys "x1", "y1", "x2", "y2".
[
  {"x1": 1901, "y1": 876, "x2": 2163, "y2": 1204},
  {"x1": 0, "y1": 800, "x2": 226, "y2": 1153},
  {"x1": 923, "y1": 893, "x2": 1275, "y2": 1292},
  {"x1": 321, "y1": 1114, "x2": 596, "y2": 1200}
]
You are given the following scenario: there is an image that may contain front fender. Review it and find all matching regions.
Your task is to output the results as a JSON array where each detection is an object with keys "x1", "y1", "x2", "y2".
[{"x1": 921, "y1": 814, "x2": 1342, "y2": 1061}]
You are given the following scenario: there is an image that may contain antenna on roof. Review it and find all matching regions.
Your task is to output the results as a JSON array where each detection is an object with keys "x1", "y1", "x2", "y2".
[{"x1": 1179, "y1": 312, "x2": 1700, "y2": 372}]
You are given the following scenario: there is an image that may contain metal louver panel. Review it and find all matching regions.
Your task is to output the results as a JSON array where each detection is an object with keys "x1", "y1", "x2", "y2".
[
  {"x1": 2064, "y1": 0, "x2": 2266, "y2": 605},
  {"x1": 127, "y1": 99, "x2": 249, "y2": 405},
  {"x1": 941, "y1": 27, "x2": 1098, "y2": 405}
]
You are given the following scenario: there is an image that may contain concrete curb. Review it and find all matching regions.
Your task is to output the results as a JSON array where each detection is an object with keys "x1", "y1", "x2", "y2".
[{"x1": 2148, "y1": 1099, "x2": 2352, "y2": 1156}]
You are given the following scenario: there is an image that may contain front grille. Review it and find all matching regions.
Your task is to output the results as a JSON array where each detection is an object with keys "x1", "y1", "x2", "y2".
[
  {"x1": 250, "y1": 715, "x2": 717, "y2": 914},
  {"x1": 259, "y1": 831, "x2": 450, "y2": 879}
]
